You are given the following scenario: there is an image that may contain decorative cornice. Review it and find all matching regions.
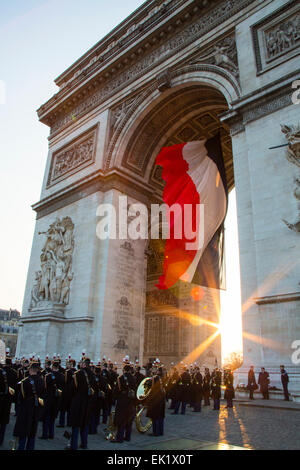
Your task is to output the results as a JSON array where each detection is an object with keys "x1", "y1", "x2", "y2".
[
  {"x1": 54, "y1": 0, "x2": 185, "y2": 89},
  {"x1": 19, "y1": 315, "x2": 95, "y2": 324},
  {"x1": 220, "y1": 70, "x2": 299, "y2": 133},
  {"x1": 32, "y1": 168, "x2": 161, "y2": 219},
  {"x1": 38, "y1": 0, "x2": 254, "y2": 137}
]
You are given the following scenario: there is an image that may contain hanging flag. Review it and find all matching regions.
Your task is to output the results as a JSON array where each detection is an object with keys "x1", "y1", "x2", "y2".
[{"x1": 155, "y1": 133, "x2": 228, "y2": 290}]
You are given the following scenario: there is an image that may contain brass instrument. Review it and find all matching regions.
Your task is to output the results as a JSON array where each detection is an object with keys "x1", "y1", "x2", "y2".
[
  {"x1": 104, "y1": 376, "x2": 153, "y2": 440},
  {"x1": 105, "y1": 410, "x2": 116, "y2": 441},
  {"x1": 135, "y1": 377, "x2": 153, "y2": 433}
]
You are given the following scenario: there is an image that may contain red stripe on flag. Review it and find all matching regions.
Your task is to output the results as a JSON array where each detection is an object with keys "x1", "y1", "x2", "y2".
[{"x1": 155, "y1": 143, "x2": 200, "y2": 290}]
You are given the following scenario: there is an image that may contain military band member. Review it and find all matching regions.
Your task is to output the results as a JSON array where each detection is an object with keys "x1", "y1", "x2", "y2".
[
  {"x1": 0, "y1": 357, "x2": 17, "y2": 446},
  {"x1": 211, "y1": 368, "x2": 222, "y2": 410},
  {"x1": 13, "y1": 362, "x2": 45, "y2": 450},
  {"x1": 67, "y1": 357, "x2": 96, "y2": 450},
  {"x1": 40, "y1": 361, "x2": 64, "y2": 440},
  {"x1": 224, "y1": 369, "x2": 235, "y2": 408},
  {"x1": 191, "y1": 366, "x2": 203, "y2": 412},
  {"x1": 58, "y1": 359, "x2": 77, "y2": 427},
  {"x1": 172, "y1": 367, "x2": 191, "y2": 415},
  {"x1": 166, "y1": 367, "x2": 179, "y2": 410},
  {"x1": 203, "y1": 368, "x2": 211, "y2": 406},
  {"x1": 134, "y1": 366, "x2": 145, "y2": 388},
  {"x1": 107, "y1": 362, "x2": 118, "y2": 419},
  {"x1": 41, "y1": 359, "x2": 52, "y2": 377},
  {"x1": 89, "y1": 365, "x2": 110, "y2": 434},
  {"x1": 111, "y1": 364, "x2": 136, "y2": 443},
  {"x1": 146, "y1": 370, "x2": 166, "y2": 436}
]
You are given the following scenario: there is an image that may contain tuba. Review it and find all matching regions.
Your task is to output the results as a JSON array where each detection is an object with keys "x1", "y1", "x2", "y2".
[
  {"x1": 104, "y1": 376, "x2": 153, "y2": 440},
  {"x1": 135, "y1": 377, "x2": 153, "y2": 433}
]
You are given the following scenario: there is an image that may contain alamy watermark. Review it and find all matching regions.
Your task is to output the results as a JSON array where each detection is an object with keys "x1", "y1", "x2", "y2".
[
  {"x1": 291, "y1": 340, "x2": 300, "y2": 365},
  {"x1": 291, "y1": 80, "x2": 300, "y2": 105},
  {"x1": 95, "y1": 196, "x2": 205, "y2": 251}
]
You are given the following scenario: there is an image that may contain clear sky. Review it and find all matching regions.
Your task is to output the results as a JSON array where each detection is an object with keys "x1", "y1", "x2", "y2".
[{"x1": 0, "y1": 0, "x2": 242, "y2": 360}]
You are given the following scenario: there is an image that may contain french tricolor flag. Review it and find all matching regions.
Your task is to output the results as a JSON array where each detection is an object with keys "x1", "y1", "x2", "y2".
[{"x1": 155, "y1": 134, "x2": 228, "y2": 290}]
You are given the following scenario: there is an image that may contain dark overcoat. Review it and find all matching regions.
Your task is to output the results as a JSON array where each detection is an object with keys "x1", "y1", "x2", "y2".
[
  {"x1": 224, "y1": 372, "x2": 235, "y2": 399},
  {"x1": 41, "y1": 370, "x2": 65, "y2": 421},
  {"x1": 0, "y1": 366, "x2": 17, "y2": 425},
  {"x1": 146, "y1": 377, "x2": 166, "y2": 420},
  {"x1": 258, "y1": 371, "x2": 269, "y2": 393},
  {"x1": 114, "y1": 373, "x2": 136, "y2": 427},
  {"x1": 13, "y1": 374, "x2": 45, "y2": 438},
  {"x1": 60, "y1": 367, "x2": 76, "y2": 412},
  {"x1": 69, "y1": 367, "x2": 96, "y2": 428},
  {"x1": 191, "y1": 372, "x2": 203, "y2": 403}
]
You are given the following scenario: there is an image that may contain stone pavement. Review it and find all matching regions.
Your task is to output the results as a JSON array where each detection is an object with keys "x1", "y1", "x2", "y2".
[
  {"x1": 236, "y1": 397, "x2": 300, "y2": 412},
  {"x1": 1, "y1": 399, "x2": 300, "y2": 451}
]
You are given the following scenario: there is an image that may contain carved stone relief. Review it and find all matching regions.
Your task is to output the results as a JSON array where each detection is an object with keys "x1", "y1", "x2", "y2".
[
  {"x1": 281, "y1": 124, "x2": 300, "y2": 233},
  {"x1": 252, "y1": 1, "x2": 300, "y2": 73},
  {"x1": 47, "y1": 125, "x2": 98, "y2": 187},
  {"x1": 189, "y1": 34, "x2": 239, "y2": 79},
  {"x1": 29, "y1": 217, "x2": 75, "y2": 310}
]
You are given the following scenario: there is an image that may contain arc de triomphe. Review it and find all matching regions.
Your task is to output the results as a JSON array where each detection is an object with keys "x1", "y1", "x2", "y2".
[{"x1": 17, "y1": 0, "x2": 300, "y2": 387}]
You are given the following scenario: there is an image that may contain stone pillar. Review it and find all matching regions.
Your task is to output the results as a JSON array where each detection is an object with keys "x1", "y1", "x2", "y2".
[
  {"x1": 90, "y1": 189, "x2": 148, "y2": 363},
  {"x1": 231, "y1": 102, "x2": 300, "y2": 390}
]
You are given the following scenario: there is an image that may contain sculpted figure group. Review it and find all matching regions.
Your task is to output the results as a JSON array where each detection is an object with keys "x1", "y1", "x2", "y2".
[{"x1": 30, "y1": 217, "x2": 74, "y2": 308}]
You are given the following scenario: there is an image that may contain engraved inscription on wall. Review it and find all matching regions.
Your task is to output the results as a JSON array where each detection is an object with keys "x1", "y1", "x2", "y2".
[
  {"x1": 112, "y1": 241, "x2": 139, "y2": 357},
  {"x1": 47, "y1": 125, "x2": 98, "y2": 187}
]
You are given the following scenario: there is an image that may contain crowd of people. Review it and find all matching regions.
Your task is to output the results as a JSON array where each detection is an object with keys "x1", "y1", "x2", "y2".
[{"x1": 0, "y1": 352, "x2": 290, "y2": 450}]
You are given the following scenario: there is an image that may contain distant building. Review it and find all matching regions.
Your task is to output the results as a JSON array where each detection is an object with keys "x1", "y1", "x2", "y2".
[{"x1": 0, "y1": 309, "x2": 20, "y2": 356}]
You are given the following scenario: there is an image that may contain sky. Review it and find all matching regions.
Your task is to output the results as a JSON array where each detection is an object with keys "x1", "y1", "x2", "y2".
[{"x1": 0, "y1": 0, "x2": 242, "y2": 360}]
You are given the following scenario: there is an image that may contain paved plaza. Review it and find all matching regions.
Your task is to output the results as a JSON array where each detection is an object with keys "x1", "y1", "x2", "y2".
[{"x1": 1, "y1": 399, "x2": 300, "y2": 451}]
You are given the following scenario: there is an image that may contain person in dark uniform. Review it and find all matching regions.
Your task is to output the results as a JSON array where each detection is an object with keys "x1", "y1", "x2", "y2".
[
  {"x1": 100, "y1": 363, "x2": 112, "y2": 424},
  {"x1": 166, "y1": 367, "x2": 179, "y2": 410},
  {"x1": 280, "y1": 365, "x2": 289, "y2": 401},
  {"x1": 211, "y1": 368, "x2": 222, "y2": 410},
  {"x1": 258, "y1": 367, "x2": 270, "y2": 399},
  {"x1": 202, "y1": 368, "x2": 211, "y2": 406},
  {"x1": 68, "y1": 357, "x2": 96, "y2": 450},
  {"x1": 134, "y1": 366, "x2": 145, "y2": 388},
  {"x1": 224, "y1": 369, "x2": 235, "y2": 408},
  {"x1": 13, "y1": 361, "x2": 45, "y2": 450},
  {"x1": 41, "y1": 359, "x2": 52, "y2": 377},
  {"x1": 57, "y1": 359, "x2": 77, "y2": 428},
  {"x1": 146, "y1": 371, "x2": 166, "y2": 436},
  {"x1": 0, "y1": 357, "x2": 17, "y2": 446},
  {"x1": 144, "y1": 360, "x2": 153, "y2": 377},
  {"x1": 40, "y1": 361, "x2": 64, "y2": 440},
  {"x1": 191, "y1": 366, "x2": 203, "y2": 412},
  {"x1": 89, "y1": 365, "x2": 109, "y2": 434},
  {"x1": 111, "y1": 364, "x2": 136, "y2": 443},
  {"x1": 172, "y1": 367, "x2": 191, "y2": 415},
  {"x1": 247, "y1": 366, "x2": 257, "y2": 399},
  {"x1": 107, "y1": 362, "x2": 118, "y2": 421}
]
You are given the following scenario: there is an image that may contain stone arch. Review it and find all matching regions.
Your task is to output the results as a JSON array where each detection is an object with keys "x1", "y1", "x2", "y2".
[{"x1": 105, "y1": 65, "x2": 240, "y2": 182}]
